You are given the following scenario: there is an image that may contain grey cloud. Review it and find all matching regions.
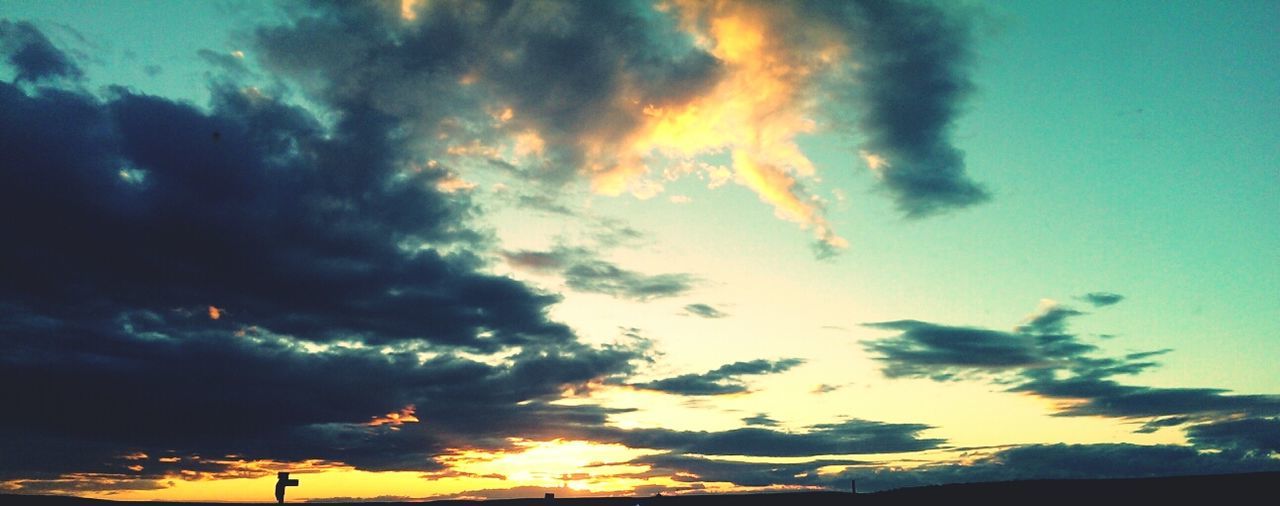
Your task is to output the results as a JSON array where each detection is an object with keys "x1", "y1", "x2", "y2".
[
  {"x1": 0, "y1": 20, "x2": 83, "y2": 82},
  {"x1": 1186, "y1": 417, "x2": 1280, "y2": 455},
  {"x1": 1015, "y1": 306, "x2": 1085, "y2": 335},
  {"x1": 1135, "y1": 416, "x2": 1192, "y2": 434},
  {"x1": 636, "y1": 453, "x2": 864, "y2": 488},
  {"x1": 684, "y1": 303, "x2": 727, "y2": 319},
  {"x1": 867, "y1": 300, "x2": 1280, "y2": 430},
  {"x1": 0, "y1": 21, "x2": 650, "y2": 487},
  {"x1": 597, "y1": 442, "x2": 1280, "y2": 493},
  {"x1": 742, "y1": 414, "x2": 780, "y2": 427},
  {"x1": 590, "y1": 218, "x2": 646, "y2": 248},
  {"x1": 515, "y1": 193, "x2": 575, "y2": 215},
  {"x1": 593, "y1": 418, "x2": 943, "y2": 457},
  {"x1": 251, "y1": 0, "x2": 988, "y2": 229},
  {"x1": 631, "y1": 358, "x2": 804, "y2": 396},
  {"x1": 812, "y1": 384, "x2": 843, "y2": 394},
  {"x1": 1009, "y1": 375, "x2": 1280, "y2": 420},
  {"x1": 819, "y1": 0, "x2": 988, "y2": 217},
  {"x1": 836, "y1": 443, "x2": 1280, "y2": 492},
  {"x1": 564, "y1": 261, "x2": 696, "y2": 301},
  {"x1": 254, "y1": 1, "x2": 720, "y2": 185},
  {"x1": 863, "y1": 320, "x2": 1059, "y2": 380},
  {"x1": 503, "y1": 245, "x2": 696, "y2": 301},
  {"x1": 1080, "y1": 291, "x2": 1125, "y2": 307}
]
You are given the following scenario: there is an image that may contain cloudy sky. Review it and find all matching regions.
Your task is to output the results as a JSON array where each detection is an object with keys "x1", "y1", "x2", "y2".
[{"x1": 1, "y1": 0, "x2": 1278, "y2": 501}]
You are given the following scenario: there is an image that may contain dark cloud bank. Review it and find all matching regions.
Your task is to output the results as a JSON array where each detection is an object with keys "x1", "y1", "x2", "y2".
[
  {"x1": 0, "y1": 10, "x2": 655, "y2": 490},
  {"x1": 859, "y1": 295, "x2": 1280, "y2": 486},
  {"x1": 864, "y1": 299, "x2": 1280, "y2": 425},
  {"x1": 0, "y1": 54, "x2": 651, "y2": 487},
  {"x1": 0, "y1": 4, "x2": 947, "y2": 494},
  {"x1": 0, "y1": 20, "x2": 83, "y2": 83},
  {"x1": 1, "y1": 1, "x2": 1267, "y2": 498}
]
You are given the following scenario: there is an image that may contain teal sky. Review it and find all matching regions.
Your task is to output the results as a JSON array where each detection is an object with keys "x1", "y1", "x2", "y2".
[{"x1": 2, "y1": 0, "x2": 1277, "y2": 501}]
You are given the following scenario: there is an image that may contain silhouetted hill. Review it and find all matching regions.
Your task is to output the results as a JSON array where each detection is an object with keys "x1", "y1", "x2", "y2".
[{"x1": 2, "y1": 472, "x2": 1276, "y2": 505}]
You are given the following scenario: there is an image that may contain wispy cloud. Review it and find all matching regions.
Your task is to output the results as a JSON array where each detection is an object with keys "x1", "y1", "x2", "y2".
[
  {"x1": 503, "y1": 245, "x2": 697, "y2": 301},
  {"x1": 1079, "y1": 291, "x2": 1125, "y2": 307},
  {"x1": 631, "y1": 358, "x2": 803, "y2": 396},
  {"x1": 865, "y1": 296, "x2": 1280, "y2": 430},
  {"x1": 683, "y1": 303, "x2": 727, "y2": 319}
]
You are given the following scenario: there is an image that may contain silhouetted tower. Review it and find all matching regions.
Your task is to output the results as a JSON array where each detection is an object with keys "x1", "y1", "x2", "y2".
[
  {"x1": 851, "y1": 479, "x2": 857, "y2": 495},
  {"x1": 275, "y1": 472, "x2": 299, "y2": 503}
]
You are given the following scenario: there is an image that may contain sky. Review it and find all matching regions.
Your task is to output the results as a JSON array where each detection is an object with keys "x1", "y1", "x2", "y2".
[{"x1": 0, "y1": 0, "x2": 1277, "y2": 502}]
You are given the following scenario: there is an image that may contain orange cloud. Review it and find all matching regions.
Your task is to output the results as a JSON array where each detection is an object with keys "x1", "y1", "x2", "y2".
[
  {"x1": 581, "y1": 1, "x2": 850, "y2": 251},
  {"x1": 400, "y1": 0, "x2": 425, "y2": 21},
  {"x1": 207, "y1": 306, "x2": 221, "y2": 320},
  {"x1": 368, "y1": 405, "x2": 420, "y2": 429}
]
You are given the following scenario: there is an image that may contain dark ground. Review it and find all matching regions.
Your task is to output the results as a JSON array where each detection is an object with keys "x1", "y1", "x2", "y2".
[{"x1": 2, "y1": 472, "x2": 1276, "y2": 505}]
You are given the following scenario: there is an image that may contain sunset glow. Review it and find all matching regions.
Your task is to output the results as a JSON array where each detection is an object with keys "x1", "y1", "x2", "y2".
[{"x1": 1, "y1": 0, "x2": 1278, "y2": 502}]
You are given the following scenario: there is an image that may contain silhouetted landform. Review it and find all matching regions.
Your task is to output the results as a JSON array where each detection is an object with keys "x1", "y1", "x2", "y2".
[{"x1": 2, "y1": 472, "x2": 1276, "y2": 505}]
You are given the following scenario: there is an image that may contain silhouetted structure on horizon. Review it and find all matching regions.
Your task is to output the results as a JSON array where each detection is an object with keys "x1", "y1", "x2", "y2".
[{"x1": 275, "y1": 472, "x2": 299, "y2": 503}]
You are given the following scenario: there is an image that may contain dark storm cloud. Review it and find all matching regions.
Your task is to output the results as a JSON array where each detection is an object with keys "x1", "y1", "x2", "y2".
[
  {"x1": 0, "y1": 297, "x2": 644, "y2": 481},
  {"x1": 0, "y1": 23, "x2": 648, "y2": 486},
  {"x1": 503, "y1": 246, "x2": 696, "y2": 301},
  {"x1": 631, "y1": 358, "x2": 804, "y2": 396},
  {"x1": 254, "y1": 0, "x2": 720, "y2": 184},
  {"x1": 683, "y1": 303, "x2": 727, "y2": 319},
  {"x1": 867, "y1": 299, "x2": 1280, "y2": 429},
  {"x1": 1080, "y1": 291, "x2": 1125, "y2": 307},
  {"x1": 815, "y1": 0, "x2": 988, "y2": 217},
  {"x1": 0, "y1": 82, "x2": 570, "y2": 351},
  {"x1": 1186, "y1": 418, "x2": 1280, "y2": 455},
  {"x1": 0, "y1": 20, "x2": 83, "y2": 82},
  {"x1": 592, "y1": 419, "x2": 942, "y2": 458},
  {"x1": 252, "y1": 0, "x2": 988, "y2": 226}
]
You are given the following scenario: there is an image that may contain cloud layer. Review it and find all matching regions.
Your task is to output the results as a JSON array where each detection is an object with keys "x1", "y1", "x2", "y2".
[
  {"x1": 866, "y1": 296, "x2": 1280, "y2": 435},
  {"x1": 250, "y1": 0, "x2": 987, "y2": 255},
  {"x1": 0, "y1": 20, "x2": 82, "y2": 82},
  {"x1": 0, "y1": 26, "x2": 647, "y2": 486},
  {"x1": 0, "y1": 13, "x2": 968, "y2": 494},
  {"x1": 15, "y1": 3, "x2": 1264, "y2": 499},
  {"x1": 630, "y1": 358, "x2": 804, "y2": 396}
]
